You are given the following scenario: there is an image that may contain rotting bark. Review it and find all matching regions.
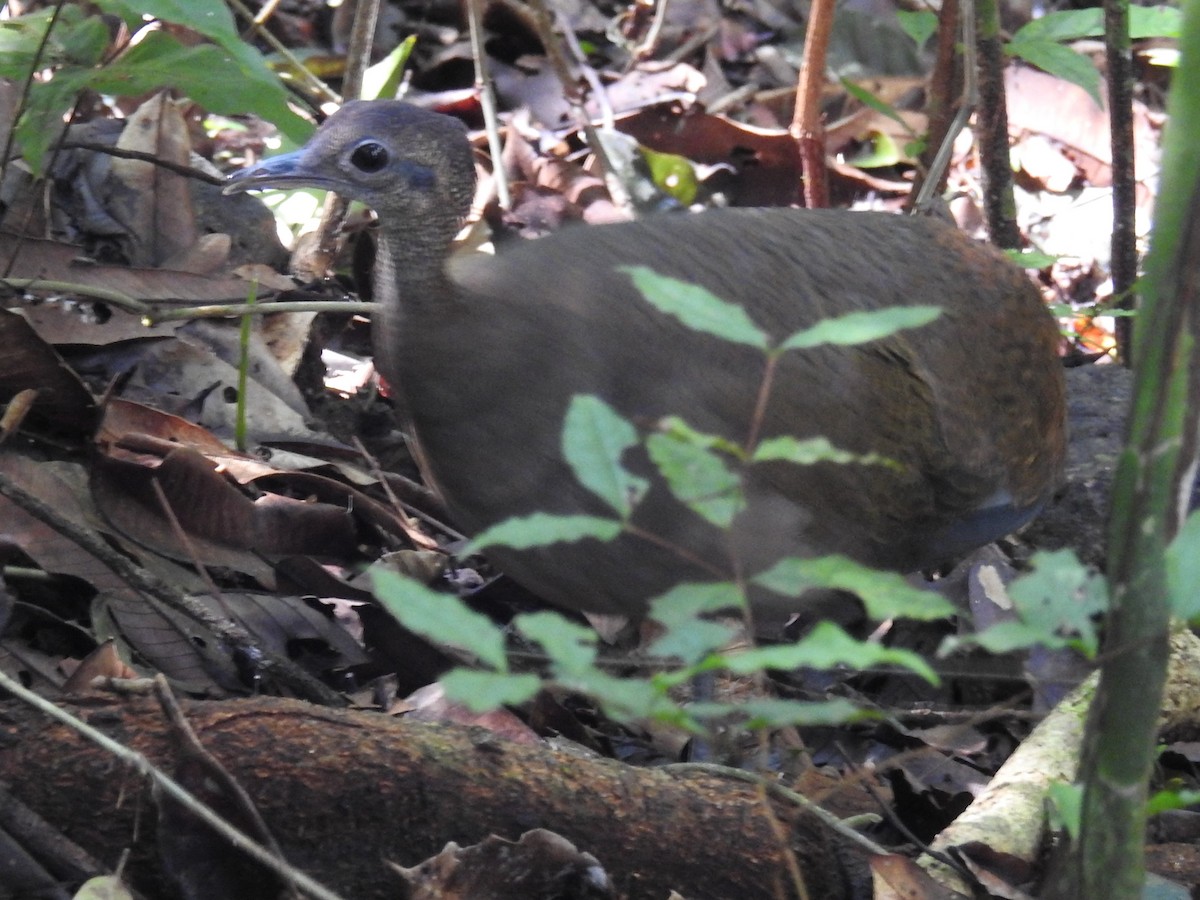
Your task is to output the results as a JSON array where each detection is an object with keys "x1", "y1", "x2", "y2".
[{"x1": 0, "y1": 695, "x2": 863, "y2": 900}]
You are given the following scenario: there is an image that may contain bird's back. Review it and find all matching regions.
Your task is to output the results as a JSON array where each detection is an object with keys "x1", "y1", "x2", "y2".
[{"x1": 397, "y1": 207, "x2": 1065, "y2": 615}]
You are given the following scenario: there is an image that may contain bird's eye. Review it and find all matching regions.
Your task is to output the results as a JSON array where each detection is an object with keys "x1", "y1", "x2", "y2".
[{"x1": 350, "y1": 141, "x2": 389, "y2": 173}]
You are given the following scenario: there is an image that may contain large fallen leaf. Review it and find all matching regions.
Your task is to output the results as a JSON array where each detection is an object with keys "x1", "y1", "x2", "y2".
[{"x1": 0, "y1": 309, "x2": 97, "y2": 434}]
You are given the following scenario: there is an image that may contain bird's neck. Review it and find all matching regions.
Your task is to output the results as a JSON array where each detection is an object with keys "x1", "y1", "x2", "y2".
[
  {"x1": 375, "y1": 226, "x2": 454, "y2": 307},
  {"x1": 370, "y1": 225, "x2": 456, "y2": 388}
]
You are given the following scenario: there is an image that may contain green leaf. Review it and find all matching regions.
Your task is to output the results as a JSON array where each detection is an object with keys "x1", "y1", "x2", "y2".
[
  {"x1": 1146, "y1": 787, "x2": 1200, "y2": 816},
  {"x1": 648, "y1": 582, "x2": 744, "y2": 664},
  {"x1": 0, "y1": 51, "x2": 40, "y2": 82},
  {"x1": 95, "y1": 0, "x2": 239, "y2": 39},
  {"x1": 441, "y1": 668, "x2": 542, "y2": 711},
  {"x1": 619, "y1": 266, "x2": 771, "y2": 350},
  {"x1": 14, "y1": 75, "x2": 80, "y2": 173},
  {"x1": 562, "y1": 395, "x2": 648, "y2": 517},
  {"x1": 363, "y1": 34, "x2": 417, "y2": 100},
  {"x1": 1004, "y1": 549, "x2": 1107, "y2": 655},
  {"x1": 754, "y1": 554, "x2": 954, "y2": 620},
  {"x1": 1010, "y1": 7, "x2": 1178, "y2": 42},
  {"x1": 639, "y1": 146, "x2": 699, "y2": 205},
  {"x1": 1, "y1": 1, "x2": 310, "y2": 172},
  {"x1": 651, "y1": 581, "x2": 745, "y2": 619},
  {"x1": 507, "y1": 611, "x2": 691, "y2": 725},
  {"x1": 751, "y1": 435, "x2": 897, "y2": 470},
  {"x1": 840, "y1": 79, "x2": 913, "y2": 133},
  {"x1": 1047, "y1": 781, "x2": 1084, "y2": 841},
  {"x1": 59, "y1": 15, "x2": 110, "y2": 67},
  {"x1": 725, "y1": 621, "x2": 939, "y2": 683},
  {"x1": 87, "y1": 32, "x2": 311, "y2": 142},
  {"x1": 0, "y1": 6, "x2": 71, "y2": 62},
  {"x1": 1007, "y1": 39, "x2": 1103, "y2": 108},
  {"x1": 515, "y1": 611, "x2": 600, "y2": 678},
  {"x1": 559, "y1": 668, "x2": 687, "y2": 725},
  {"x1": 371, "y1": 570, "x2": 509, "y2": 670},
  {"x1": 100, "y1": 0, "x2": 316, "y2": 132},
  {"x1": 842, "y1": 130, "x2": 903, "y2": 169},
  {"x1": 1166, "y1": 509, "x2": 1200, "y2": 619},
  {"x1": 1129, "y1": 5, "x2": 1182, "y2": 39},
  {"x1": 1007, "y1": 248, "x2": 1059, "y2": 270},
  {"x1": 779, "y1": 305, "x2": 941, "y2": 351},
  {"x1": 655, "y1": 416, "x2": 745, "y2": 458},
  {"x1": 646, "y1": 431, "x2": 744, "y2": 528},
  {"x1": 943, "y1": 549, "x2": 1107, "y2": 656},
  {"x1": 1012, "y1": 9, "x2": 1104, "y2": 42},
  {"x1": 462, "y1": 513, "x2": 622, "y2": 555},
  {"x1": 0, "y1": 6, "x2": 80, "y2": 65},
  {"x1": 943, "y1": 619, "x2": 1065, "y2": 655},
  {"x1": 652, "y1": 620, "x2": 741, "y2": 668},
  {"x1": 896, "y1": 9, "x2": 937, "y2": 48}
]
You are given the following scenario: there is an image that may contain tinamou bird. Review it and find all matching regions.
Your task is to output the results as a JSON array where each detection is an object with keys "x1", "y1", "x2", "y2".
[{"x1": 226, "y1": 100, "x2": 1066, "y2": 620}]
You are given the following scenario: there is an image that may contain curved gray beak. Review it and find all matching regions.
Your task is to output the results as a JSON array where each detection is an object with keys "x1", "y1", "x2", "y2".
[{"x1": 223, "y1": 150, "x2": 336, "y2": 195}]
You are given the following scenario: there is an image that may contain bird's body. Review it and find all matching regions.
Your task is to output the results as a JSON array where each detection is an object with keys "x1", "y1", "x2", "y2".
[{"x1": 227, "y1": 101, "x2": 1066, "y2": 618}]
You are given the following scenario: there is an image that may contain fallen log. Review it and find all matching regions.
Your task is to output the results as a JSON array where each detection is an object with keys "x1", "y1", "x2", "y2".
[{"x1": 0, "y1": 695, "x2": 865, "y2": 899}]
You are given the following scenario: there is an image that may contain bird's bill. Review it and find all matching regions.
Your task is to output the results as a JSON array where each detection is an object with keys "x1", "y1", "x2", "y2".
[{"x1": 223, "y1": 151, "x2": 338, "y2": 195}]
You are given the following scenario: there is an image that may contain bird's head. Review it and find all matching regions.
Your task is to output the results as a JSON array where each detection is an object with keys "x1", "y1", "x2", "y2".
[{"x1": 224, "y1": 100, "x2": 476, "y2": 237}]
